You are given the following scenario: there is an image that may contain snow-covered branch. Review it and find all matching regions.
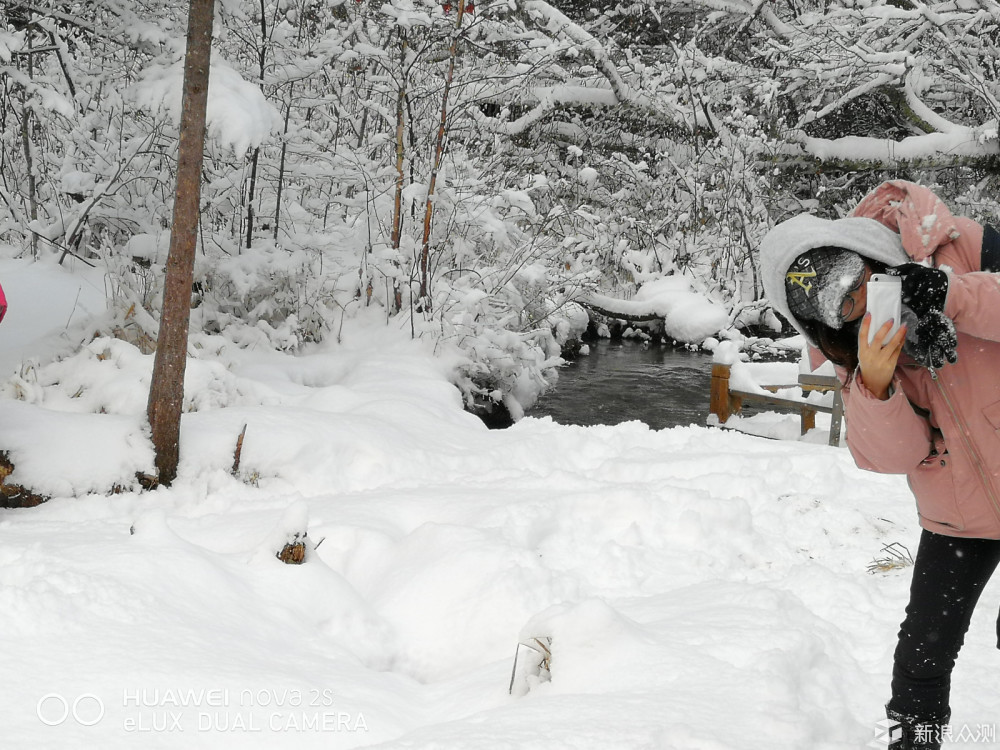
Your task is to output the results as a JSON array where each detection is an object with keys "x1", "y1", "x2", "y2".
[
  {"x1": 8, "y1": 2, "x2": 121, "y2": 46},
  {"x1": 793, "y1": 128, "x2": 1000, "y2": 165},
  {"x1": 903, "y1": 70, "x2": 976, "y2": 135},
  {"x1": 522, "y1": 1, "x2": 652, "y2": 108},
  {"x1": 481, "y1": 85, "x2": 620, "y2": 136},
  {"x1": 519, "y1": 0, "x2": 689, "y2": 125},
  {"x1": 797, "y1": 72, "x2": 901, "y2": 128}
]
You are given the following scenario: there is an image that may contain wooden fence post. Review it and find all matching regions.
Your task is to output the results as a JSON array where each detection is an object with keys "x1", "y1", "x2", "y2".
[
  {"x1": 710, "y1": 364, "x2": 732, "y2": 423},
  {"x1": 829, "y1": 388, "x2": 845, "y2": 446},
  {"x1": 800, "y1": 407, "x2": 816, "y2": 435}
]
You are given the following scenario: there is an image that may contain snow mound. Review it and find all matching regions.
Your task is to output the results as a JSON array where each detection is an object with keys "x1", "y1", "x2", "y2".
[{"x1": 130, "y1": 54, "x2": 280, "y2": 156}]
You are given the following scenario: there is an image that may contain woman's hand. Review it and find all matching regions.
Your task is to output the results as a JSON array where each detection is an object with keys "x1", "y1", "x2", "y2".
[{"x1": 858, "y1": 313, "x2": 907, "y2": 400}]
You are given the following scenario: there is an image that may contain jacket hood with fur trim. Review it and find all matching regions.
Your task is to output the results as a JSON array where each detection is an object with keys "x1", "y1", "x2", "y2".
[{"x1": 759, "y1": 214, "x2": 909, "y2": 344}]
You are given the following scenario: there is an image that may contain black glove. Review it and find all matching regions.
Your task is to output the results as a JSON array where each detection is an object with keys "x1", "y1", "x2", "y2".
[
  {"x1": 906, "y1": 308, "x2": 959, "y2": 369},
  {"x1": 887, "y1": 263, "x2": 949, "y2": 319}
]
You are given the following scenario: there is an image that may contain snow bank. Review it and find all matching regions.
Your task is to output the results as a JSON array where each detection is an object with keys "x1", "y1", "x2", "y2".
[{"x1": 0, "y1": 256, "x2": 107, "y2": 377}]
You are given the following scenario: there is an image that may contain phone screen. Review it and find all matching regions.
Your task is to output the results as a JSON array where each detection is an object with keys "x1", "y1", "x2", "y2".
[{"x1": 866, "y1": 274, "x2": 902, "y2": 344}]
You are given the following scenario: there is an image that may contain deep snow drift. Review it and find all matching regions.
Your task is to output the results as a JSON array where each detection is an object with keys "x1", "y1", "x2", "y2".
[{"x1": 0, "y1": 255, "x2": 997, "y2": 749}]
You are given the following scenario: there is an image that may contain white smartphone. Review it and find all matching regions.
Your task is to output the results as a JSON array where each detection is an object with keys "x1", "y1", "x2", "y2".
[{"x1": 866, "y1": 274, "x2": 902, "y2": 344}]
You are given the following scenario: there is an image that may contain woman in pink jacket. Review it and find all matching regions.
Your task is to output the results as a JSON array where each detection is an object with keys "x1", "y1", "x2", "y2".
[{"x1": 760, "y1": 181, "x2": 1000, "y2": 750}]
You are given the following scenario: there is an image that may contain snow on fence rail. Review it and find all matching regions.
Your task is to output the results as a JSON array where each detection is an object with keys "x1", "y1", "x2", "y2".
[{"x1": 708, "y1": 361, "x2": 844, "y2": 447}]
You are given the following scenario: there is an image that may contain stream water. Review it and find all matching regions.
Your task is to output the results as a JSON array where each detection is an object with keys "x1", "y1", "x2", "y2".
[{"x1": 528, "y1": 340, "x2": 717, "y2": 430}]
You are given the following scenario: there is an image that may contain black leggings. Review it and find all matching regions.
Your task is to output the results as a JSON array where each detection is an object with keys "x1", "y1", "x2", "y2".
[{"x1": 887, "y1": 529, "x2": 1000, "y2": 720}]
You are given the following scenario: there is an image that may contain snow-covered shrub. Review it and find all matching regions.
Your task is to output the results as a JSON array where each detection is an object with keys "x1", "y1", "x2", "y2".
[
  {"x1": 448, "y1": 325, "x2": 561, "y2": 422},
  {"x1": 14, "y1": 0, "x2": 1000, "y2": 430},
  {"x1": 421, "y1": 261, "x2": 591, "y2": 418}
]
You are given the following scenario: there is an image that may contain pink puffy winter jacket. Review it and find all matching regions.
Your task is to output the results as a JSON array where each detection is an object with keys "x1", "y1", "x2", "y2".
[{"x1": 841, "y1": 180, "x2": 1000, "y2": 538}]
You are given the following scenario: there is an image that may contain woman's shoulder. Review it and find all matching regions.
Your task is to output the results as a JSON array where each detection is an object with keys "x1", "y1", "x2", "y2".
[
  {"x1": 933, "y1": 216, "x2": 984, "y2": 273},
  {"x1": 853, "y1": 181, "x2": 981, "y2": 265}
]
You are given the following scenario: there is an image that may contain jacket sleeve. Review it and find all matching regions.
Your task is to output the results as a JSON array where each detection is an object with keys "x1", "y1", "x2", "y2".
[
  {"x1": 843, "y1": 371, "x2": 933, "y2": 474},
  {"x1": 854, "y1": 180, "x2": 1000, "y2": 342},
  {"x1": 939, "y1": 237, "x2": 1000, "y2": 342}
]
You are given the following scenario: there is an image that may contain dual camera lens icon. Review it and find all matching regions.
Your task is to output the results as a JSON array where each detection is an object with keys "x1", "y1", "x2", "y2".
[{"x1": 36, "y1": 693, "x2": 105, "y2": 727}]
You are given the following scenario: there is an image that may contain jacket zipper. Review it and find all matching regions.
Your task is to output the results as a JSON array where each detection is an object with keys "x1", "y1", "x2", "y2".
[{"x1": 928, "y1": 366, "x2": 1000, "y2": 525}]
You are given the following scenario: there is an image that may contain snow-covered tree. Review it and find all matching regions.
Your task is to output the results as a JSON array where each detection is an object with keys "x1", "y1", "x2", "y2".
[{"x1": 5, "y1": 0, "x2": 1000, "y2": 420}]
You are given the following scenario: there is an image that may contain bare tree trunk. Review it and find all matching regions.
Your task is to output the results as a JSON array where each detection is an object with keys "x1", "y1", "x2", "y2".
[
  {"x1": 418, "y1": 5, "x2": 466, "y2": 310},
  {"x1": 18, "y1": 98, "x2": 38, "y2": 259},
  {"x1": 385, "y1": 31, "x2": 409, "y2": 313},
  {"x1": 245, "y1": 147, "x2": 259, "y2": 250},
  {"x1": 19, "y1": 33, "x2": 39, "y2": 259},
  {"x1": 390, "y1": 30, "x2": 408, "y2": 253},
  {"x1": 146, "y1": 0, "x2": 215, "y2": 485},
  {"x1": 244, "y1": 0, "x2": 268, "y2": 250},
  {"x1": 273, "y1": 83, "x2": 293, "y2": 242}
]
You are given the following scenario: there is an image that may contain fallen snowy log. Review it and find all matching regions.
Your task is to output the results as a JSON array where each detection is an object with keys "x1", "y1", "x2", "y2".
[{"x1": 579, "y1": 277, "x2": 729, "y2": 344}]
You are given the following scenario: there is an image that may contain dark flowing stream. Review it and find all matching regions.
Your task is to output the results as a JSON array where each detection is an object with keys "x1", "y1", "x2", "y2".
[{"x1": 528, "y1": 340, "x2": 717, "y2": 430}]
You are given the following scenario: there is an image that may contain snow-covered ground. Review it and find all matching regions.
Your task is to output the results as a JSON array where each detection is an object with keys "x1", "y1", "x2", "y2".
[{"x1": 1, "y1": 255, "x2": 997, "y2": 749}]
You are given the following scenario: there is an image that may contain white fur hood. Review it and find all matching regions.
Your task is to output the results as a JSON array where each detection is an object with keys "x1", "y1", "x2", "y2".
[{"x1": 759, "y1": 214, "x2": 909, "y2": 343}]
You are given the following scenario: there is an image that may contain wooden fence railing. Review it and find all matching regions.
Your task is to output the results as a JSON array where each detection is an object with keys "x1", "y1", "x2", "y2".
[{"x1": 709, "y1": 363, "x2": 844, "y2": 446}]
